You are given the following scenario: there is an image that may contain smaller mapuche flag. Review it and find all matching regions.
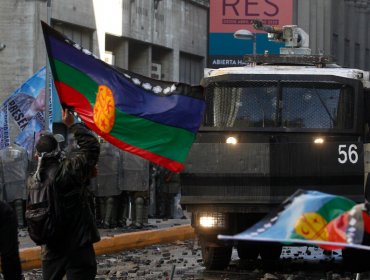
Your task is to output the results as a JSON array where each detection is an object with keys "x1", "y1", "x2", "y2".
[
  {"x1": 41, "y1": 21, "x2": 206, "y2": 172},
  {"x1": 219, "y1": 190, "x2": 370, "y2": 251}
]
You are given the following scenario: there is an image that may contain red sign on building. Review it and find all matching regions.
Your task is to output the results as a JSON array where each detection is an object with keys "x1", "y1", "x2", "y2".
[
  {"x1": 210, "y1": 0, "x2": 293, "y2": 33},
  {"x1": 208, "y1": 0, "x2": 293, "y2": 67}
]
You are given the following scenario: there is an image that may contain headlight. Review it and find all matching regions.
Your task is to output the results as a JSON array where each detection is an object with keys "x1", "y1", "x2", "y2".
[
  {"x1": 314, "y1": 137, "x2": 324, "y2": 144},
  {"x1": 226, "y1": 136, "x2": 238, "y2": 145},
  {"x1": 198, "y1": 212, "x2": 226, "y2": 228}
]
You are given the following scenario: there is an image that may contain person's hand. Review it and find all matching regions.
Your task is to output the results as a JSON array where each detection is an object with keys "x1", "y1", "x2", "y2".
[{"x1": 62, "y1": 108, "x2": 75, "y2": 127}]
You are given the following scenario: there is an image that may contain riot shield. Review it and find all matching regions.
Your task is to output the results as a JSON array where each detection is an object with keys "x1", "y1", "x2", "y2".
[
  {"x1": 118, "y1": 151, "x2": 149, "y2": 192},
  {"x1": 0, "y1": 145, "x2": 28, "y2": 202},
  {"x1": 94, "y1": 142, "x2": 121, "y2": 197}
]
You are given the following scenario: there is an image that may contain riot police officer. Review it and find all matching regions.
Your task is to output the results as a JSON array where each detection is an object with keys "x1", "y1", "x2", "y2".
[
  {"x1": 119, "y1": 151, "x2": 149, "y2": 228},
  {"x1": 93, "y1": 140, "x2": 121, "y2": 228},
  {"x1": 156, "y1": 167, "x2": 183, "y2": 219},
  {"x1": 0, "y1": 144, "x2": 28, "y2": 228}
]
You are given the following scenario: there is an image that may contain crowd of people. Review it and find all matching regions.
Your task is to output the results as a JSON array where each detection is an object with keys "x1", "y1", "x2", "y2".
[
  {"x1": 0, "y1": 109, "x2": 184, "y2": 279},
  {"x1": 0, "y1": 132, "x2": 183, "y2": 231}
]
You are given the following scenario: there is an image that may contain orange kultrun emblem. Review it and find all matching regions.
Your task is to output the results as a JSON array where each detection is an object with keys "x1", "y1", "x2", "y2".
[
  {"x1": 93, "y1": 85, "x2": 115, "y2": 133},
  {"x1": 294, "y1": 212, "x2": 329, "y2": 241}
]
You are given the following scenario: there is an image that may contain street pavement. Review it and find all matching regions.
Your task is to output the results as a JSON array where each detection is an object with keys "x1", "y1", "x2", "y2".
[
  {"x1": 17, "y1": 216, "x2": 198, "y2": 280},
  {"x1": 10, "y1": 217, "x2": 370, "y2": 280},
  {"x1": 18, "y1": 217, "x2": 191, "y2": 249}
]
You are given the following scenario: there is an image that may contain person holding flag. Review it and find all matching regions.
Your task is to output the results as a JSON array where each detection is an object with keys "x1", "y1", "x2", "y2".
[
  {"x1": 37, "y1": 21, "x2": 206, "y2": 279},
  {"x1": 28, "y1": 109, "x2": 100, "y2": 279}
]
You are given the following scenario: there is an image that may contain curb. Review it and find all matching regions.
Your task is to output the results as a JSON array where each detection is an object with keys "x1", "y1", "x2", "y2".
[{"x1": 20, "y1": 224, "x2": 195, "y2": 271}]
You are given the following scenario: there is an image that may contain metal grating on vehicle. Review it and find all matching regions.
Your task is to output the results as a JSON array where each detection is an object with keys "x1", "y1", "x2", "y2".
[
  {"x1": 203, "y1": 80, "x2": 355, "y2": 130},
  {"x1": 243, "y1": 54, "x2": 335, "y2": 66}
]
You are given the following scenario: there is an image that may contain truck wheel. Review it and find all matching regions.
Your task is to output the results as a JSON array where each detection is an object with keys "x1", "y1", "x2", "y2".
[
  {"x1": 259, "y1": 243, "x2": 282, "y2": 260},
  {"x1": 342, "y1": 247, "x2": 370, "y2": 272},
  {"x1": 200, "y1": 241, "x2": 232, "y2": 270},
  {"x1": 236, "y1": 241, "x2": 259, "y2": 260}
]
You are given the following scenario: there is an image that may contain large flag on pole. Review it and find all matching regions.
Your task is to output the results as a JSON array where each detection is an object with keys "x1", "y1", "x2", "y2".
[
  {"x1": 219, "y1": 190, "x2": 370, "y2": 251},
  {"x1": 41, "y1": 21, "x2": 205, "y2": 172}
]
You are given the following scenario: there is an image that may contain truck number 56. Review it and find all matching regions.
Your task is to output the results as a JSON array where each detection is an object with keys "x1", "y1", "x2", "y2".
[{"x1": 338, "y1": 144, "x2": 358, "y2": 164}]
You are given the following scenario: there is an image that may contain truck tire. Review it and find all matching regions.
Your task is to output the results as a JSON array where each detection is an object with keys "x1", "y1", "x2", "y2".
[
  {"x1": 342, "y1": 247, "x2": 370, "y2": 272},
  {"x1": 200, "y1": 241, "x2": 232, "y2": 270},
  {"x1": 236, "y1": 241, "x2": 259, "y2": 260},
  {"x1": 259, "y1": 243, "x2": 282, "y2": 260}
]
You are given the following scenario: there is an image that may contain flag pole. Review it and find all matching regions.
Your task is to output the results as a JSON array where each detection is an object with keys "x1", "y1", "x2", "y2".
[{"x1": 44, "y1": 0, "x2": 52, "y2": 131}]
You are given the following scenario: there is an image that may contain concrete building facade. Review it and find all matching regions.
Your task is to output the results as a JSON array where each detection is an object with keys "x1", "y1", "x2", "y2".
[
  {"x1": 0, "y1": 0, "x2": 208, "y2": 107},
  {"x1": 1, "y1": 0, "x2": 370, "y2": 126},
  {"x1": 294, "y1": 0, "x2": 370, "y2": 70}
]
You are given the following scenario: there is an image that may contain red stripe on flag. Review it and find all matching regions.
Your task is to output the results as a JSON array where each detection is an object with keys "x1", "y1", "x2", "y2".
[
  {"x1": 103, "y1": 135, "x2": 184, "y2": 172},
  {"x1": 54, "y1": 81, "x2": 184, "y2": 172}
]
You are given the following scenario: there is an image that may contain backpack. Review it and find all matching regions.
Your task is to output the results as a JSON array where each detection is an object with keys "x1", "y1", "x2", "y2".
[{"x1": 25, "y1": 165, "x2": 60, "y2": 246}]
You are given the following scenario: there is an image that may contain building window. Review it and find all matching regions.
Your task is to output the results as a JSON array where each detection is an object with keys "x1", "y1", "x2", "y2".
[
  {"x1": 152, "y1": 46, "x2": 172, "y2": 81},
  {"x1": 104, "y1": 51, "x2": 115, "y2": 65},
  {"x1": 53, "y1": 21, "x2": 93, "y2": 50},
  {"x1": 180, "y1": 52, "x2": 204, "y2": 85}
]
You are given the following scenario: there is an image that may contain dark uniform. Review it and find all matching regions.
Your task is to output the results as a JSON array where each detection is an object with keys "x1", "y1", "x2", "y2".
[
  {"x1": 119, "y1": 151, "x2": 149, "y2": 228},
  {"x1": 0, "y1": 200, "x2": 22, "y2": 279},
  {"x1": 0, "y1": 145, "x2": 28, "y2": 227},
  {"x1": 93, "y1": 141, "x2": 121, "y2": 228},
  {"x1": 156, "y1": 168, "x2": 182, "y2": 219}
]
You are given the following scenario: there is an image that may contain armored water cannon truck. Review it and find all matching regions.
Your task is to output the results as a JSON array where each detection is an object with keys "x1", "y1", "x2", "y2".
[{"x1": 180, "y1": 21, "x2": 370, "y2": 270}]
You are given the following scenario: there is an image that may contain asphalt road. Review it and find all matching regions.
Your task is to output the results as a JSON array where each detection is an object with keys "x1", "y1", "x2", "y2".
[
  {"x1": 20, "y1": 240, "x2": 370, "y2": 280},
  {"x1": 12, "y1": 218, "x2": 370, "y2": 280}
]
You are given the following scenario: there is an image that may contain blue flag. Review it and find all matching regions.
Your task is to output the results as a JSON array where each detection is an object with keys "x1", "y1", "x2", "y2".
[{"x1": 4, "y1": 67, "x2": 53, "y2": 157}]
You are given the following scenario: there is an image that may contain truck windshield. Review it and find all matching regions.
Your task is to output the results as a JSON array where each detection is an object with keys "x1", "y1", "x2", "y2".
[{"x1": 203, "y1": 81, "x2": 354, "y2": 130}]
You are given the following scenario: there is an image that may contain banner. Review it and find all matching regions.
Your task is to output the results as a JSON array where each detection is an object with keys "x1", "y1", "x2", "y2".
[{"x1": 5, "y1": 67, "x2": 53, "y2": 157}]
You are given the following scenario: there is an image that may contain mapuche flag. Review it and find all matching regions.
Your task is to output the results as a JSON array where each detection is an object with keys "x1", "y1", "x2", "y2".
[
  {"x1": 219, "y1": 190, "x2": 370, "y2": 251},
  {"x1": 41, "y1": 21, "x2": 205, "y2": 172}
]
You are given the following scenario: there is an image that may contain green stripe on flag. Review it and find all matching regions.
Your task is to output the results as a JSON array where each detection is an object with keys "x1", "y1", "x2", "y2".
[
  {"x1": 317, "y1": 197, "x2": 356, "y2": 222},
  {"x1": 111, "y1": 111, "x2": 196, "y2": 162},
  {"x1": 52, "y1": 59, "x2": 98, "y2": 104}
]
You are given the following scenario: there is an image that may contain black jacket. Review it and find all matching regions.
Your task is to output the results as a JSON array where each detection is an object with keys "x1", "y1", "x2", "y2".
[
  {"x1": 39, "y1": 123, "x2": 100, "y2": 259},
  {"x1": 0, "y1": 201, "x2": 22, "y2": 279}
]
